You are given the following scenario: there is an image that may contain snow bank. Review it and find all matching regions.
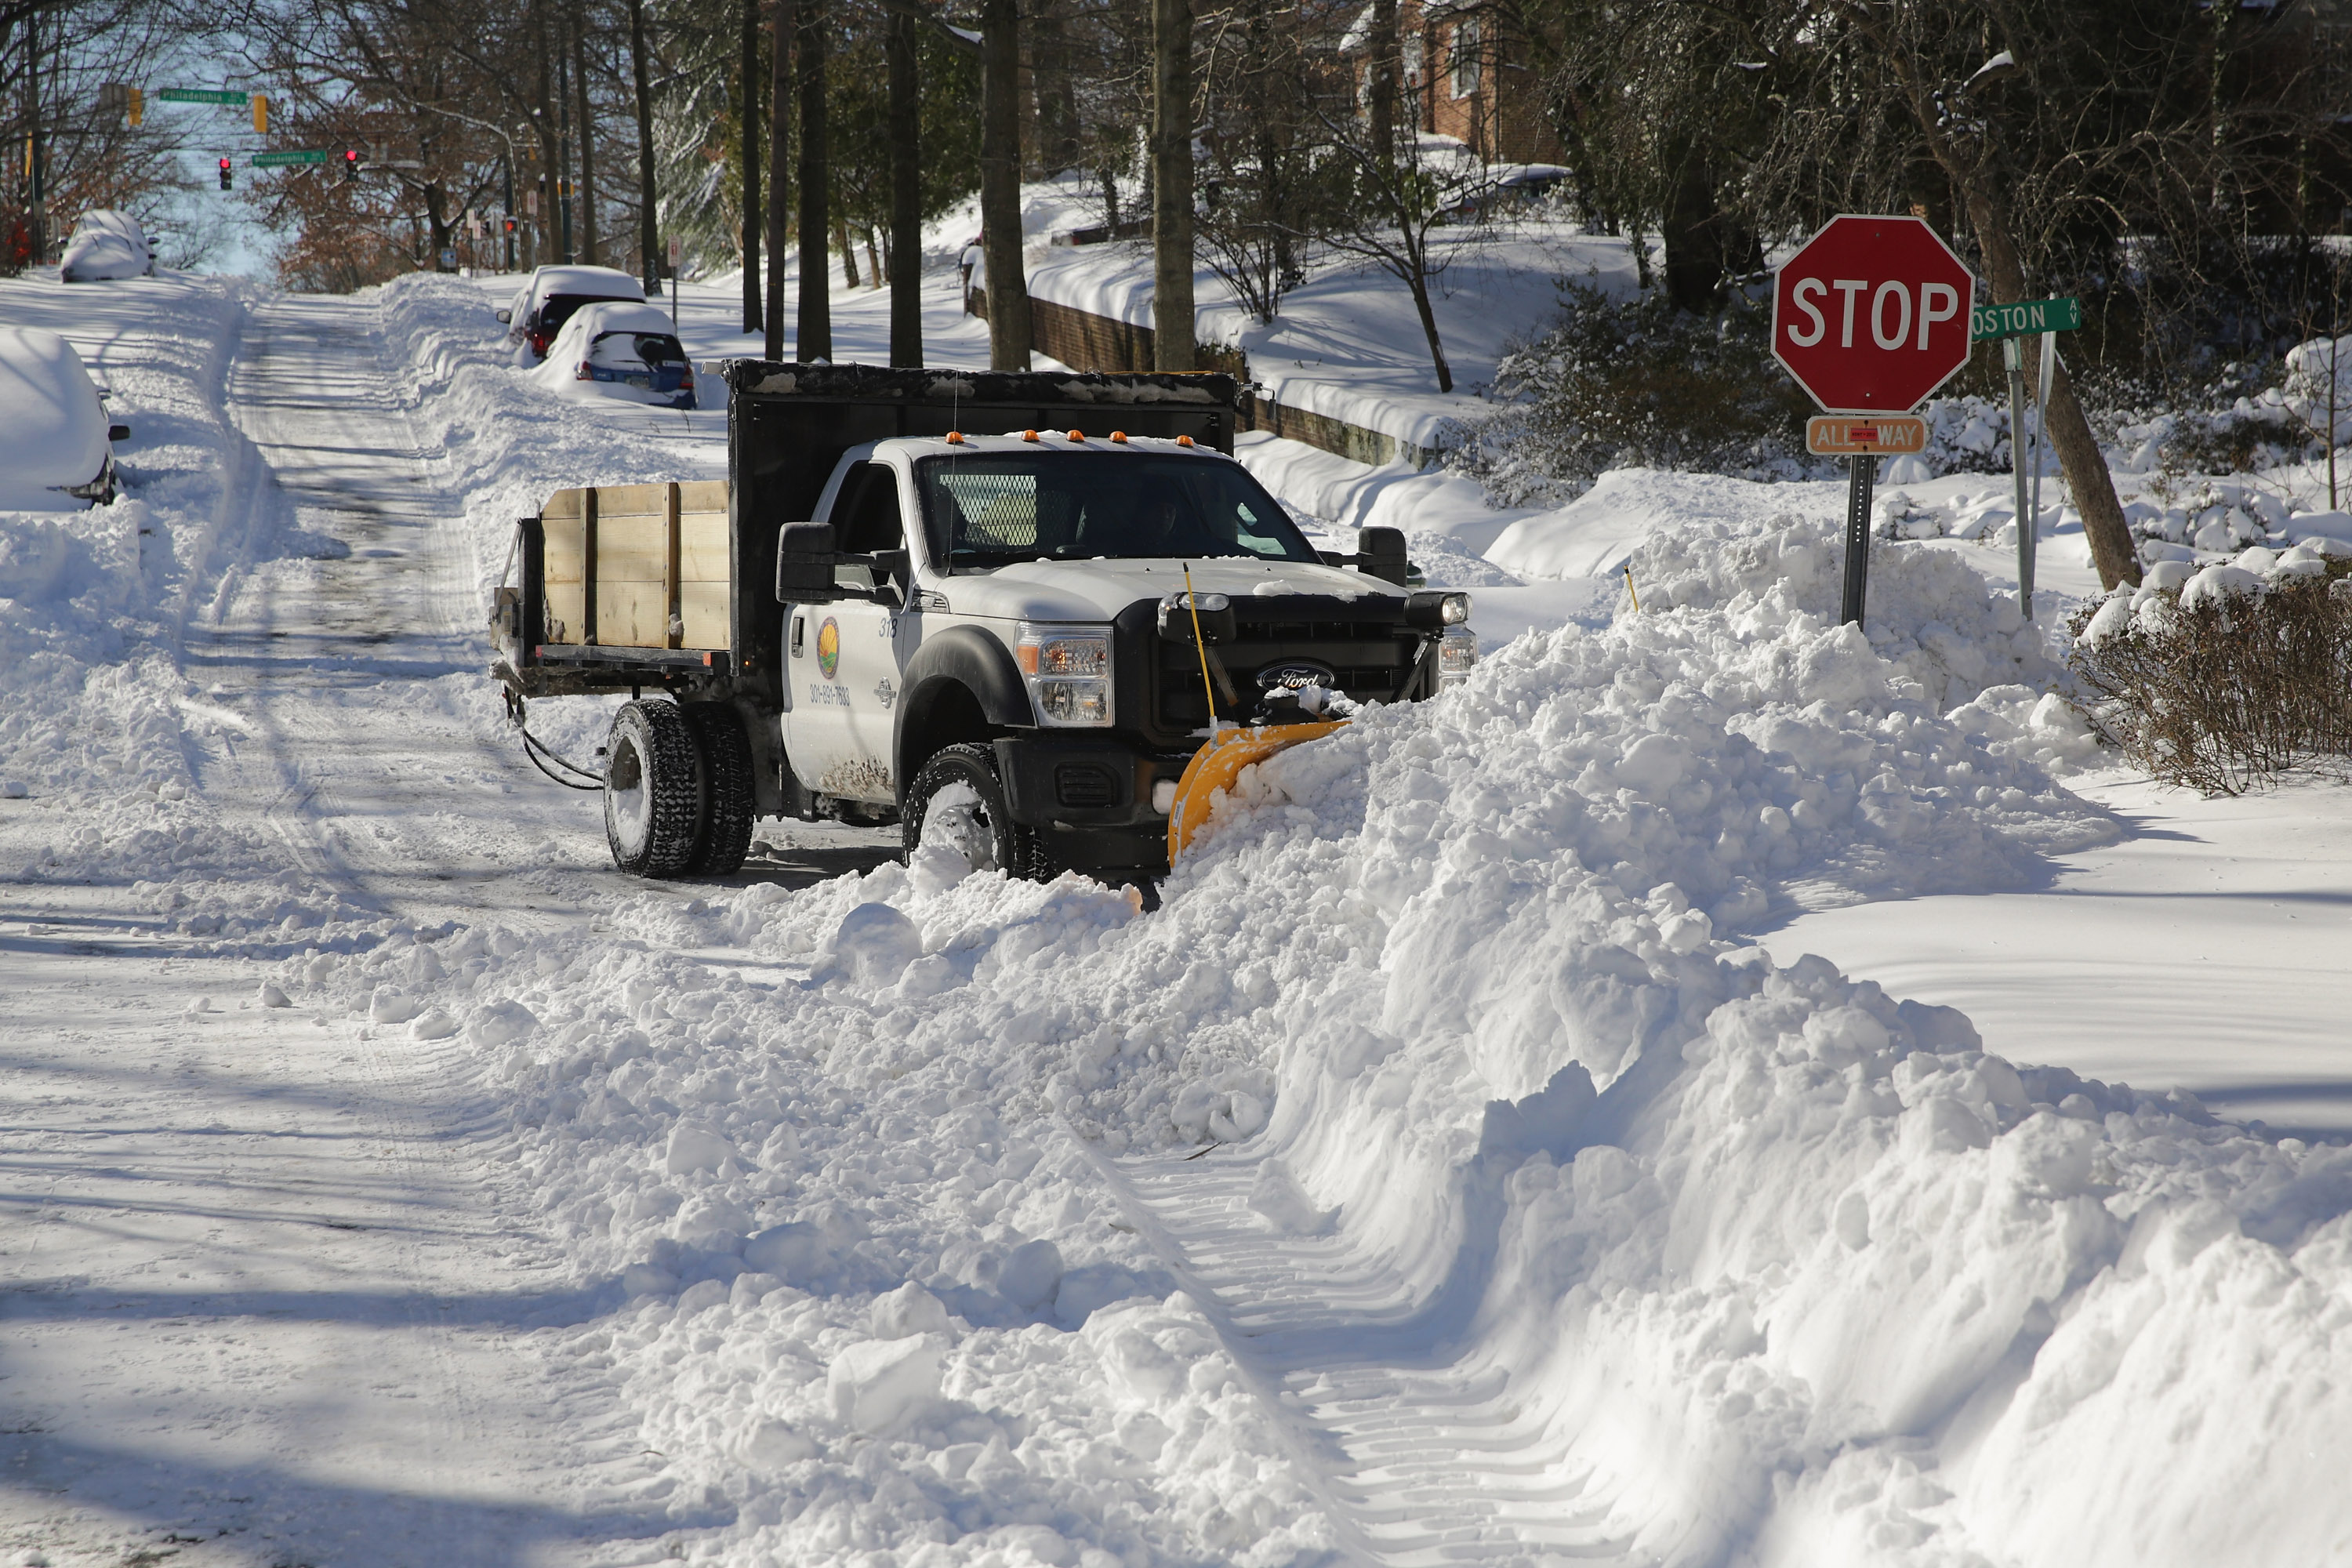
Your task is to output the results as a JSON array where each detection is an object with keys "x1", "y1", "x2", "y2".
[
  {"x1": 0, "y1": 276, "x2": 382, "y2": 944},
  {"x1": 249, "y1": 492, "x2": 2352, "y2": 1564}
]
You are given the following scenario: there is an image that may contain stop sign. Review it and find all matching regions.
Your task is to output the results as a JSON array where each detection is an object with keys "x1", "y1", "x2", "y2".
[{"x1": 1772, "y1": 215, "x2": 1975, "y2": 414}]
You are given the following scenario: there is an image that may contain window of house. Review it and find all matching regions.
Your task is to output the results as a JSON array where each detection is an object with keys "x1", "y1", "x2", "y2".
[{"x1": 1450, "y1": 16, "x2": 1481, "y2": 100}]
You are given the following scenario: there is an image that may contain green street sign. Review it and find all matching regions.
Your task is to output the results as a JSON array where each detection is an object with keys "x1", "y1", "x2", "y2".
[
  {"x1": 1972, "y1": 296, "x2": 2082, "y2": 339},
  {"x1": 253, "y1": 150, "x2": 328, "y2": 167},
  {"x1": 156, "y1": 87, "x2": 249, "y2": 107}
]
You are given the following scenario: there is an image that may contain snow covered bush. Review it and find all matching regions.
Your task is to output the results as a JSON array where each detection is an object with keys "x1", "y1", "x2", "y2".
[
  {"x1": 1446, "y1": 283, "x2": 1816, "y2": 505},
  {"x1": 2069, "y1": 549, "x2": 2352, "y2": 793}
]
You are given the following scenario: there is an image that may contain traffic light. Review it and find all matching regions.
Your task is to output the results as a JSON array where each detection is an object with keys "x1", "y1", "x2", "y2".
[
  {"x1": 251, "y1": 93, "x2": 267, "y2": 134},
  {"x1": 218, "y1": 157, "x2": 231, "y2": 191},
  {"x1": 343, "y1": 148, "x2": 359, "y2": 182},
  {"x1": 503, "y1": 216, "x2": 516, "y2": 235}
]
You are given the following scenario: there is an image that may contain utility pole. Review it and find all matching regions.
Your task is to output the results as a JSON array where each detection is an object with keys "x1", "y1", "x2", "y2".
[
  {"x1": 573, "y1": 15, "x2": 598, "y2": 266},
  {"x1": 26, "y1": 11, "x2": 49, "y2": 266}
]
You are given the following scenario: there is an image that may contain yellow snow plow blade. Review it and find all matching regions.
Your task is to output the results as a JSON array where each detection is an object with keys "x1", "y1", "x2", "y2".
[{"x1": 1166, "y1": 720, "x2": 1349, "y2": 864}]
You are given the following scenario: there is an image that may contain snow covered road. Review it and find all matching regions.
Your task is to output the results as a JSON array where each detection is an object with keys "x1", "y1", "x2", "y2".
[
  {"x1": 8, "y1": 269, "x2": 2350, "y2": 1568},
  {"x1": 3, "y1": 288, "x2": 681, "y2": 1565}
]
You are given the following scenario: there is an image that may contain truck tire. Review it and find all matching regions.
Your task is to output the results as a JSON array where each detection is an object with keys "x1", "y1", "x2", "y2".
[
  {"x1": 682, "y1": 703, "x2": 756, "y2": 876},
  {"x1": 904, "y1": 743, "x2": 1047, "y2": 880},
  {"x1": 604, "y1": 699, "x2": 700, "y2": 877}
]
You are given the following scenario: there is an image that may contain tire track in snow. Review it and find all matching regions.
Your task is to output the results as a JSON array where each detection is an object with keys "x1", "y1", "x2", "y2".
[{"x1": 1092, "y1": 1148, "x2": 1639, "y2": 1567}]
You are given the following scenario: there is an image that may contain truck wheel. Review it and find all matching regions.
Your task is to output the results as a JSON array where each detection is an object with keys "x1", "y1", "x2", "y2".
[
  {"x1": 604, "y1": 699, "x2": 700, "y2": 877},
  {"x1": 904, "y1": 744, "x2": 1044, "y2": 880},
  {"x1": 682, "y1": 703, "x2": 756, "y2": 877}
]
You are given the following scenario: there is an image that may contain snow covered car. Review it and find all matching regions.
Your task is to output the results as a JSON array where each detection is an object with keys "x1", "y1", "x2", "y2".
[
  {"x1": 59, "y1": 209, "x2": 154, "y2": 282},
  {"x1": 496, "y1": 264, "x2": 648, "y2": 362},
  {"x1": 528, "y1": 299, "x2": 696, "y2": 409},
  {"x1": 0, "y1": 328, "x2": 126, "y2": 510}
]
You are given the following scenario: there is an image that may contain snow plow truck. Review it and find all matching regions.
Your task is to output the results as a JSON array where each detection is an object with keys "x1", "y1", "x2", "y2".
[{"x1": 490, "y1": 363, "x2": 1476, "y2": 883}]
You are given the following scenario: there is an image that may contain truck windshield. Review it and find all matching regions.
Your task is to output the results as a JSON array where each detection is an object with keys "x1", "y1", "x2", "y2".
[{"x1": 914, "y1": 452, "x2": 1319, "y2": 567}]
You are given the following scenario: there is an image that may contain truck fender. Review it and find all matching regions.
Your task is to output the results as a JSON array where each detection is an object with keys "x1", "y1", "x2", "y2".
[{"x1": 895, "y1": 626, "x2": 1031, "y2": 798}]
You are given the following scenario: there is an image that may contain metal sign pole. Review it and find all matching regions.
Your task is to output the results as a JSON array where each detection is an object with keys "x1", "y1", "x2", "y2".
[
  {"x1": 2031, "y1": 331, "x2": 2056, "y2": 603},
  {"x1": 2005, "y1": 336, "x2": 2034, "y2": 617},
  {"x1": 1842, "y1": 453, "x2": 1875, "y2": 626}
]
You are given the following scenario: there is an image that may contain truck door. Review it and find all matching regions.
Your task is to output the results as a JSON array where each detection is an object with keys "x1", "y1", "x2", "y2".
[{"x1": 783, "y1": 462, "x2": 911, "y2": 804}]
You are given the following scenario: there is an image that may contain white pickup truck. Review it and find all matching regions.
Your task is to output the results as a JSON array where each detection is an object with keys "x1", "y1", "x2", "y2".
[{"x1": 492, "y1": 365, "x2": 1475, "y2": 884}]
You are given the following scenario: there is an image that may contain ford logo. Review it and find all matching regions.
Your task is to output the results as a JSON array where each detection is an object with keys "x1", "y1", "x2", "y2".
[{"x1": 1258, "y1": 661, "x2": 1336, "y2": 691}]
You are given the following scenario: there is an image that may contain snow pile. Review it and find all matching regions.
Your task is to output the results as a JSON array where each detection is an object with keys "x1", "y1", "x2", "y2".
[
  {"x1": 260, "y1": 501, "x2": 2352, "y2": 1564},
  {"x1": 1618, "y1": 507, "x2": 2091, "y2": 731}
]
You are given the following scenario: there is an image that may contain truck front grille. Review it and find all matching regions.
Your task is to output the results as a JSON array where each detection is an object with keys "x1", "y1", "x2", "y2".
[{"x1": 1054, "y1": 763, "x2": 1120, "y2": 808}]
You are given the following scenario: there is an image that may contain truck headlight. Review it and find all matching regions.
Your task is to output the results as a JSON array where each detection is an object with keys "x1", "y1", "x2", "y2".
[
  {"x1": 1018, "y1": 623, "x2": 1113, "y2": 728},
  {"x1": 1439, "y1": 626, "x2": 1478, "y2": 688}
]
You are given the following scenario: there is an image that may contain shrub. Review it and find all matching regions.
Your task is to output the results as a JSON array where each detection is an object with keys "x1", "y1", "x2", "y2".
[
  {"x1": 2067, "y1": 554, "x2": 2352, "y2": 794},
  {"x1": 1446, "y1": 281, "x2": 1818, "y2": 506}
]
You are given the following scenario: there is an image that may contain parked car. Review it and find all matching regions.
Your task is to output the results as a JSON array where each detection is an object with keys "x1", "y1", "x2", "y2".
[
  {"x1": 0, "y1": 328, "x2": 128, "y2": 510},
  {"x1": 527, "y1": 299, "x2": 696, "y2": 410},
  {"x1": 496, "y1": 264, "x2": 648, "y2": 361},
  {"x1": 59, "y1": 209, "x2": 154, "y2": 282}
]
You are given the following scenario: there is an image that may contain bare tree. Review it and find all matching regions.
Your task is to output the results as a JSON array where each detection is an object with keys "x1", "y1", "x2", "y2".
[{"x1": 978, "y1": 0, "x2": 1029, "y2": 368}]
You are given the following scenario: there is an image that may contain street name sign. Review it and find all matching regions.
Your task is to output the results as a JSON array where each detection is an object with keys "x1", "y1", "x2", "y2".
[
  {"x1": 1806, "y1": 416, "x2": 1929, "y2": 456},
  {"x1": 1772, "y1": 214, "x2": 1976, "y2": 415},
  {"x1": 1973, "y1": 297, "x2": 2081, "y2": 340},
  {"x1": 157, "y1": 88, "x2": 249, "y2": 107},
  {"x1": 252, "y1": 150, "x2": 328, "y2": 168}
]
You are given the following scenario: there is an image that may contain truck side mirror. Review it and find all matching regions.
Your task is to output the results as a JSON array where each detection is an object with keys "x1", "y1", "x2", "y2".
[
  {"x1": 1357, "y1": 526, "x2": 1410, "y2": 586},
  {"x1": 776, "y1": 521, "x2": 843, "y2": 603},
  {"x1": 495, "y1": 307, "x2": 511, "y2": 324}
]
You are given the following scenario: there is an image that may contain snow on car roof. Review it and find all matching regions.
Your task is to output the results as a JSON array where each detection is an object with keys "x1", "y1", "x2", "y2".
[
  {"x1": 0, "y1": 327, "x2": 109, "y2": 497},
  {"x1": 524, "y1": 265, "x2": 645, "y2": 307},
  {"x1": 561, "y1": 299, "x2": 680, "y2": 338}
]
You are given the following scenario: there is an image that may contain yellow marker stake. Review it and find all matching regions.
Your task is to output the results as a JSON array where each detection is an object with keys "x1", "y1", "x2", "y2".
[
  {"x1": 1624, "y1": 560, "x2": 1640, "y2": 613},
  {"x1": 1181, "y1": 563, "x2": 1217, "y2": 726}
]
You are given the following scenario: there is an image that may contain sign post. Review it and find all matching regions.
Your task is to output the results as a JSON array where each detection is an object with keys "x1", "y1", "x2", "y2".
[
  {"x1": 666, "y1": 235, "x2": 682, "y2": 332},
  {"x1": 1773, "y1": 215, "x2": 1976, "y2": 626},
  {"x1": 1974, "y1": 297, "x2": 2081, "y2": 618}
]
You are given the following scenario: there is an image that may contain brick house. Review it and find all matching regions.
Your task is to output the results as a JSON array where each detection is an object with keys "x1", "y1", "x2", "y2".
[{"x1": 1342, "y1": 0, "x2": 1562, "y2": 166}]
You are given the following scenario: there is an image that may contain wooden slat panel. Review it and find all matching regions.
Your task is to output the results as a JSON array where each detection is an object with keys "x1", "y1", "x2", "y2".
[
  {"x1": 588, "y1": 481, "x2": 670, "y2": 521},
  {"x1": 678, "y1": 513, "x2": 731, "y2": 583},
  {"x1": 597, "y1": 580, "x2": 670, "y2": 648},
  {"x1": 681, "y1": 580, "x2": 729, "y2": 649},
  {"x1": 541, "y1": 488, "x2": 586, "y2": 645}
]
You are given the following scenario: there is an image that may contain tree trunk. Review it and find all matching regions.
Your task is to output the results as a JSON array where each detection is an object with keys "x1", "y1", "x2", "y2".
[
  {"x1": 887, "y1": 5, "x2": 923, "y2": 365},
  {"x1": 556, "y1": 45, "x2": 575, "y2": 262},
  {"x1": 1368, "y1": 0, "x2": 1397, "y2": 170},
  {"x1": 978, "y1": 0, "x2": 1030, "y2": 370},
  {"x1": 573, "y1": 20, "x2": 598, "y2": 266},
  {"x1": 739, "y1": 0, "x2": 762, "y2": 336},
  {"x1": 1660, "y1": 156, "x2": 1727, "y2": 312},
  {"x1": 1029, "y1": 0, "x2": 1080, "y2": 175},
  {"x1": 1950, "y1": 172, "x2": 2140, "y2": 589},
  {"x1": 531, "y1": 0, "x2": 561, "y2": 270},
  {"x1": 1150, "y1": 0, "x2": 1195, "y2": 372},
  {"x1": 628, "y1": 0, "x2": 659, "y2": 292},
  {"x1": 795, "y1": 0, "x2": 831, "y2": 361},
  {"x1": 766, "y1": 0, "x2": 793, "y2": 359},
  {"x1": 1403, "y1": 243, "x2": 1451, "y2": 394}
]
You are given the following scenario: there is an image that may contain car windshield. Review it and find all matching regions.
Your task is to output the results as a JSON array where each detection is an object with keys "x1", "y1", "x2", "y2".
[{"x1": 914, "y1": 452, "x2": 1318, "y2": 568}]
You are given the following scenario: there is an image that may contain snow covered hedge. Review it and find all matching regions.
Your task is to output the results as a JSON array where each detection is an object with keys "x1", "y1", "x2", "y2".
[{"x1": 2071, "y1": 546, "x2": 2352, "y2": 793}]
